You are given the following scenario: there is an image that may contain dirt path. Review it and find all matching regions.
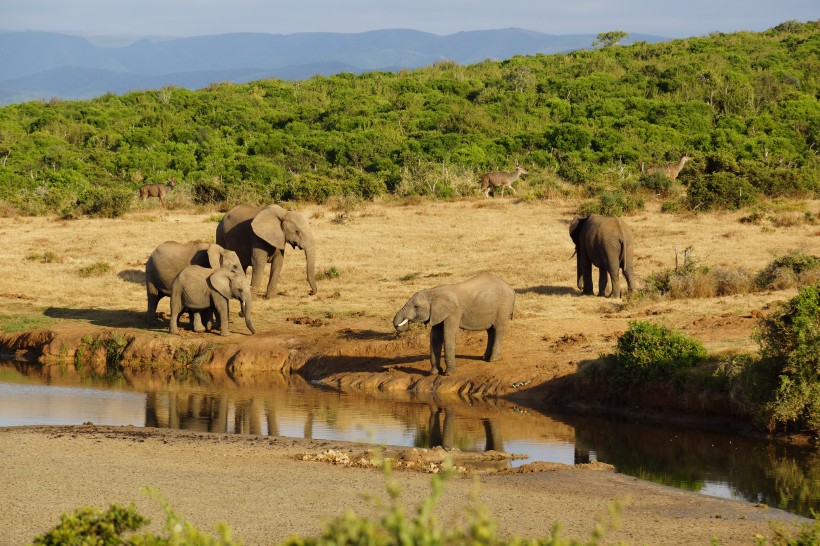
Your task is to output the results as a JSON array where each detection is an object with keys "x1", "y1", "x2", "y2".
[{"x1": 0, "y1": 425, "x2": 809, "y2": 546}]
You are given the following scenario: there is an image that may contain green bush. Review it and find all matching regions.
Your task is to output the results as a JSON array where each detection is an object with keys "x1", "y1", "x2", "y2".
[
  {"x1": 755, "y1": 252, "x2": 820, "y2": 290},
  {"x1": 612, "y1": 321, "x2": 708, "y2": 383},
  {"x1": 579, "y1": 189, "x2": 644, "y2": 216},
  {"x1": 32, "y1": 504, "x2": 148, "y2": 546},
  {"x1": 755, "y1": 284, "x2": 820, "y2": 434},
  {"x1": 77, "y1": 186, "x2": 133, "y2": 218},
  {"x1": 637, "y1": 172, "x2": 674, "y2": 196},
  {"x1": 686, "y1": 172, "x2": 758, "y2": 211}
]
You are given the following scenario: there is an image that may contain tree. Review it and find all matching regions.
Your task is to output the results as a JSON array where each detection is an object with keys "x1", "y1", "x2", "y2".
[{"x1": 593, "y1": 31, "x2": 629, "y2": 48}]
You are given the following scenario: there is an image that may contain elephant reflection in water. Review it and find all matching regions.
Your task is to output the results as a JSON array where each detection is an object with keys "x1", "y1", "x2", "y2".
[
  {"x1": 422, "y1": 406, "x2": 505, "y2": 453},
  {"x1": 145, "y1": 392, "x2": 272, "y2": 435}
]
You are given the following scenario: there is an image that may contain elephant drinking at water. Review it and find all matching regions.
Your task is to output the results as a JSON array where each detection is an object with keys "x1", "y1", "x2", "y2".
[
  {"x1": 216, "y1": 204, "x2": 317, "y2": 298},
  {"x1": 392, "y1": 272, "x2": 515, "y2": 376},
  {"x1": 569, "y1": 214, "x2": 635, "y2": 298}
]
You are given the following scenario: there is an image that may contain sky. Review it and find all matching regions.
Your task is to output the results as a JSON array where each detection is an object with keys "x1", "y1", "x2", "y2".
[{"x1": 3, "y1": 0, "x2": 817, "y2": 40}]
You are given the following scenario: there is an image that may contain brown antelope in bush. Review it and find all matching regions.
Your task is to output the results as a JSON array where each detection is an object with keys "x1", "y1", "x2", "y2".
[
  {"x1": 139, "y1": 177, "x2": 176, "y2": 205},
  {"x1": 645, "y1": 156, "x2": 692, "y2": 180},
  {"x1": 479, "y1": 163, "x2": 528, "y2": 197}
]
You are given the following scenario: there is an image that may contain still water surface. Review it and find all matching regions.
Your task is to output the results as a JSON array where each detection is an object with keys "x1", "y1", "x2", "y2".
[{"x1": 0, "y1": 361, "x2": 816, "y2": 517}]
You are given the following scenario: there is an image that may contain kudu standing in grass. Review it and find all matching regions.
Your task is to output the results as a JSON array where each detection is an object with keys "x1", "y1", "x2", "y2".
[
  {"x1": 645, "y1": 156, "x2": 692, "y2": 180},
  {"x1": 140, "y1": 177, "x2": 176, "y2": 206},
  {"x1": 479, "y1": 163, "x2": 528, "y2": 197}
]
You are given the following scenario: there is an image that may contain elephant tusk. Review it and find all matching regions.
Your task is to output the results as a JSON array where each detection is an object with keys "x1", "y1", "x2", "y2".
[{"x1": 397, "y1": 318, "x2": 409, "y2": 327}]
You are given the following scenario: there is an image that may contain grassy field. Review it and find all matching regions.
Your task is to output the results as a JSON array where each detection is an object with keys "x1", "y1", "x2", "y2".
[{"x1": 2, "y1": 196, "x2": 818, "y2": 377}]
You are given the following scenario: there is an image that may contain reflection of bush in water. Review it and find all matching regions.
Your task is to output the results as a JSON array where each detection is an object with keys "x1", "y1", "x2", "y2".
[{"x1": 572, "y1": 416, "x2": 819, "y2": 516}]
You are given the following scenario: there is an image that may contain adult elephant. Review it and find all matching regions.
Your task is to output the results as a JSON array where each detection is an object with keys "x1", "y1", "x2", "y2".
[
  {"x1": 145, "y1": 241, "x2": 242, "y2": 327},
  {"x1": 569, "y1": 214, "x2": 635, "y2": 298},
  {"x1": 170, "y1": 265, "x2": 255, "y2": 336},
  {"x1": 216, "y1": 204, "x2": 317, "y2": 298},
  {"x1": 392, "y1": 272, "x2": 515, "y2": 376}
]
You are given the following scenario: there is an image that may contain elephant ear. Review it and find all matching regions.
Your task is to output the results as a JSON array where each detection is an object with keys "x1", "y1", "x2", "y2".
[
  {"x1": 251, "y1": 205, "x2": 288, "y2": 249},
  {"x1": 428, "y1": 292, "x2": 459, "y2": 326},
  {"x1": 569, "y1": 216, "x2": 586, "y2": 245},
  {"x1": 207, "y1": 269, "x2": 233, "y2": 301},
  {"x1": 206, "y1": 244, "x2": 227, "y2": 269}
]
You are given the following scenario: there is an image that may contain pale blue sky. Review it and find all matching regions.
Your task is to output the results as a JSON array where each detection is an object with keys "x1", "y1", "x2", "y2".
[{"x1": 3, "y1": 0, "x2": 817, "y2": 40}]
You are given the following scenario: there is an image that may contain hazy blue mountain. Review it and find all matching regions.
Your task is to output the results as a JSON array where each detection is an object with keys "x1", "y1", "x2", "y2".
[{"x1": 0, "y1": 28, "x2": 667, "y2": 104}]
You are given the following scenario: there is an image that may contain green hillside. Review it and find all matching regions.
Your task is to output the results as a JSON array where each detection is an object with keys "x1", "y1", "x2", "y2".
[{"x1": 0, "y1": 20, "x2": 817, "y2": 216}]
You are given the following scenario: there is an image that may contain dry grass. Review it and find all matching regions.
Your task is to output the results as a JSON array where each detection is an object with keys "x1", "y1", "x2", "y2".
[{"x1": 1, "y1": 198, "x2": 819, "y2": 360}]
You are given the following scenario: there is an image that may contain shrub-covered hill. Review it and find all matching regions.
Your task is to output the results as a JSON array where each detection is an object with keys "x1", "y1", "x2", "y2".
[{"x1": 0, "y1": 20, "x2": 817, "y2": 215}]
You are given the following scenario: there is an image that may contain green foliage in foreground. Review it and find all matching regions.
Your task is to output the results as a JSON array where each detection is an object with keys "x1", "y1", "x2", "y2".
[
  {"x1": 33, "y1": 468, "x2": 625, "y2": 546},
  {"x1": 0, "y1": 21, "x2": 818, "y2": 215},
  {"x1": 611, "y1": 321, "x2": 707, "y2": 384}
]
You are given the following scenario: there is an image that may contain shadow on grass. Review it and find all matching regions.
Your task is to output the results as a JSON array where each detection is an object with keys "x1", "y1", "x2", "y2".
[
  {"x1": 44, "y1": 306, "x2": 146, "y2": 329},
  {"x1": 515, "y1": 285, "x2": 577, "y2": 296},
  {"x1": 117, "y1": 269, "x2": 145, "y2": 285}
]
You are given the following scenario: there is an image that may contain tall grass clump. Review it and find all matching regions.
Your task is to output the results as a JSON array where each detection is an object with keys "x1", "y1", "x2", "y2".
[{"x1": 611, "y1": 321, "x2": 708, "y2": 384}]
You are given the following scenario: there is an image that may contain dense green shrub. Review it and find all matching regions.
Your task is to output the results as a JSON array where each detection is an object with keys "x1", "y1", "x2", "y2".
[
  {"x1": 77, "y1": 186, "x2": 133, "y2": 218},
  {"x1": 686, "y1": 172, "x2": 758, "y2": 211},
  {"x1": 612, "y1": 321, "x2": 708, "y2": 383},
  {"x1": 0, "y1": 22, "x2": 818, "y2": 212},
  {"x1": 32, "y1": 504, "x2": 148, "y2": 546},
  {"x1": 755, "y1": 284, "x2": 820, "y2": 434},
  {"x1": 579, "y1": 189, "x2": 645, "y2": 216}
]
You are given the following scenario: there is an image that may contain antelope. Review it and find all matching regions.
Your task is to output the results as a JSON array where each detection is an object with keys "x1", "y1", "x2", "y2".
[
  {"x1": 479, "y1": 163, "x2": 528, "y2": 197},
  {"x1": 139, "y1": 177, "x2": 176, "y2": 205},
  {"x1": 645, "y1": 156, "x2": 692, "y2": 180}
]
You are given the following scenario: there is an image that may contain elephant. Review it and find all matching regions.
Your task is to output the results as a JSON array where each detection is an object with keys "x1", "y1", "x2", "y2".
[
  {"x1": 170, "y1": 265, "x2": 255, "y2": 336},
  {"x1": 392, "y1": 272, "x2": 515, "y2": 376},
  {"x1": 145, "y1": 241, "x2": 242, "y2": 327},
  {"x1": 569, "y1": 213, "x2": 635, "y2": 298},
  {"x1": 216, "y1": 204, "x2": 317, "y2": 299}
]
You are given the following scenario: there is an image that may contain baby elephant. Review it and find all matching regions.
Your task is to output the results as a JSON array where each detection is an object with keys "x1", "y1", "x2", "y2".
[
  {"x1": 393, "y1": 272, "x2": 515, "y2": 376},
  {"x1": 170, "y1": 265, "x2": 256, "y2": 336}
]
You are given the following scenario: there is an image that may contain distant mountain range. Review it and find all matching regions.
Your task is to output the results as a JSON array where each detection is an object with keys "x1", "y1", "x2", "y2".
[{"x1": 0, "y1": 29, "x2": 668, "y2": 105}]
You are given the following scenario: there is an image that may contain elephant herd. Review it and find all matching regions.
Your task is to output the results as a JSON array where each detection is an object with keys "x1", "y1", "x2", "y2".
[{"x1": 145, "y1": 203, "x2": 635, "y2": 376}]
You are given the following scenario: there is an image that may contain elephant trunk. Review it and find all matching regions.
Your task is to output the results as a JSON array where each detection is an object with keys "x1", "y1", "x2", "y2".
[
  {"x1": 393, "y1": 309, "x2": 411, "y2": 332},
  {"x1": 242, "y1": 293, "x2": 256, "y2": 335},
  {"x1": 305, "y1": 245, "x2": 317, "y2": 295}
]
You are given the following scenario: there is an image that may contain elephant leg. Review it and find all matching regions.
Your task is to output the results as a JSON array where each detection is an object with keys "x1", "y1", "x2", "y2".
[
  {"x1": 265, "y1": 248, "x2": 285, "y2": 299},
  {"x1": 597, "y1": 267, "x2": 609, "y2": 297},
  {"x1": 147, "y1": 292, "x2": 161, "y2": 326},
  {"x1": 442, "y1": 317, "x2": 458, "y2": 375},
  {"x1": 484, "y1": 326, "x2": 496, "y2": 361},
  {"x1": 169, "y1": 301, "x2": 181, "y2": 334},
  {"x1": 215, "y1": 299, "x2": 230, "y2": 336},
  {"x1": 191, "y1": 311, "x2": 206, "y2": 333},
  {"x1": 623, "y1": 267, "x2": 635, "y2": 293},
  {"x1": 429, "y1": 323, "x2": 444, "y2": 375},
  {"x1": 610, "y1": 267, "x2": 621, "y2": 298},
  {"x1": 214, "y1": 298, "x2": 231, "y2": 336},
  {"x1": 250, "y1": 247, "x2": 271, "y2": 294},
  {"x1": 581, "y1": 263, "x2": 594, "y2": 296},
  {"x1": 488, "y1": 321, "x2": 507, "y2": 361}
]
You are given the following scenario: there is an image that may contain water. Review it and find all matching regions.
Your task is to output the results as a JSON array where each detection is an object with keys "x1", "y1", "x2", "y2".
[{"x1": 0, "y1": 360, "x2": 817, "y2": 517}]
